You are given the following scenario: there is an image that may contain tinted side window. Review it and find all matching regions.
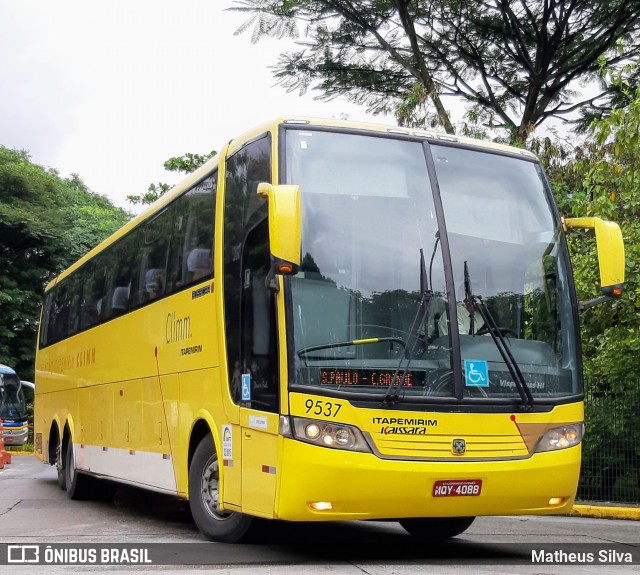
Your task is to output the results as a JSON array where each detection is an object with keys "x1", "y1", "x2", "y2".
[
  {"x1": 103, "y1": 231, "x2": 140, "y2": 320},
  {"x1": 80, "y1": 257, "x2": 107, "y2": 330},
  {"x1": 49, "y1": 282, "x2": 71, "y2": 344},
  {"x1": 39, "y1": 291, "x2": 54, "y2": 348},
  {"x1": 66, "y1": 271, "x2": 84, "y2": 338},
  {"x1": 135, "y1": 211, "x2": 171, "y2": 307},
  {"x1": 167, "y1": 173, "x2": 216, "y2": 294},
  {"x1": 38, "y1": 171, "x2": 217, "y2": 346}
]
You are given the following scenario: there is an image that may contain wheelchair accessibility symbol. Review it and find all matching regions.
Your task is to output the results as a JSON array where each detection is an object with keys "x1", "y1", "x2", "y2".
[{"x1": 464, "y1": 360, "x2": 489, "y2": 387}]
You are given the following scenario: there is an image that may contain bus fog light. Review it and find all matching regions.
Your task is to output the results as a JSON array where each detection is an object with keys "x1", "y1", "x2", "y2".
[
  {"x1": 309, "y1": 501, "x2": 333, "y2": 511},
  {"x1": 534, "y1": 424, "x2": 584, "y2": 453},
  {"x1": 548, "y1": 497, "x2": 566, "y2": 506}
]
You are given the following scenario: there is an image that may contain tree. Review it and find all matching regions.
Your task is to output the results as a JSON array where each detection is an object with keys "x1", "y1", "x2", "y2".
[
  {"x1": 544, "y1": 61, "x2": 640, "y2": 384},
  {"x1": 575, "y1": 53, "x2": 640, "y2": 132},
  {"x1": 0, "y1": 147, "x2": 129, "y2": 379},
  {"x1": 127, "y1": 151, "x2": 217, "y2": 206},
  {"x1": 231, "y1": 0, "x2": 640, "y2": 142}
]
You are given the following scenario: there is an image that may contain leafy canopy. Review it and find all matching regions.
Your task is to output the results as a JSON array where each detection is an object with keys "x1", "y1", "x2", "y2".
[
  {"x1": 0, "y1": 147, "x2": 129, "y2": 378},
  {"x1": 127, "y1": 151, "x2": 217, "y2": 206},
  {"x1": 231, "y1": 0, "x2": 640, "y2": 142},
  {"x1": 543, "y1": 61, "x2": 640, "y2": 384}
]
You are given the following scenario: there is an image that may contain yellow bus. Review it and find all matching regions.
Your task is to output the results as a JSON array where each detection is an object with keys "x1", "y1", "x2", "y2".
[{"x1": 34, "y1": 118, "x2": 625, "y2": 542}]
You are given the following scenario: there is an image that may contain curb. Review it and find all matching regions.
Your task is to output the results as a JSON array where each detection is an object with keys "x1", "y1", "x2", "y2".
[{"x1": 571, "y1": 504, "x2": 640, "y2": 521}]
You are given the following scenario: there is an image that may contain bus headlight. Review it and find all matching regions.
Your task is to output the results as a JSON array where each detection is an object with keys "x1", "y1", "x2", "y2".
[
  {"x1": 289, "y1": 417, "x2": 371, "y2": 453},
  {"x1": 534, "y1": 424, "x2": 584, "y2": 453}
]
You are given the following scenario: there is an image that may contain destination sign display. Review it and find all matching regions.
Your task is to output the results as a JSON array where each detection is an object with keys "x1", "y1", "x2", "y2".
[{"x1": 313, "y1": 368, "x2": 427, "y2": 387}]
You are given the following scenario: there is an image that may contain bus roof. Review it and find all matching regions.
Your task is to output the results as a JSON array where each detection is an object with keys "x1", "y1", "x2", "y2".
[
  {"x1": 44, "y1": 116, "x2": 539, "y2": 291},
  {"x1": 273, "y1": 116, "x2": 538, "y2": 159}
]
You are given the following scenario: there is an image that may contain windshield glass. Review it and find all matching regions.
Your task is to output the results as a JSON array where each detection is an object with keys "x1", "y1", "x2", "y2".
[
  {"x1": 284, "y1": 129, "x2": 579, "y2": 403},
  {"x1": 0, "y1": 373, "x2": 27, "y2": 419},
  {"x1": 285, "y1": 129, "x2": 454, "y2": 398},
  {"x1": 432, "y1": 144, "x2": 579, "y2": 399}
]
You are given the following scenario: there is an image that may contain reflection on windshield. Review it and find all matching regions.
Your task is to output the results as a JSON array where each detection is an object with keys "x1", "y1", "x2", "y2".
[
  {"x1": 285, "y1": 129, "x2": 579, "y2": 403},
  {"x1": 433, "y1": 145, "x2": 578, "y2": 399},
  {"x1": 286, "y1": 130, "x2": 453, "y2": 399}
]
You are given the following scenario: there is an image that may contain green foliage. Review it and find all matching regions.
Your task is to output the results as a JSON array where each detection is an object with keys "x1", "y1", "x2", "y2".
[
  {"x1": 163, "y1": 151, "x2": 217, "y2": 174},
  {"x1": 126, "y1": 182, "x2": 172, "y2": 206},
  {"x1": 127, "y1": 150, "x2": 217, "y2": 206},
  {"x1": 231, "y1": 0, "x2": 640, "y2": 142},
  {"x1": 578, "y1": 383, "x2": 640, "y2": 503},
  {"x1": 0, "y1": 146, "x2": 129, "y2": 379},
  {"x1": 6, "y1": 444, "x2": 34, "y2": 453},
  {"x1": 530, "y1": 63, "x2": 640, "y2": 502},
  {"x1": 544, "y1": 62, "x2": 640, "y2": 385}
]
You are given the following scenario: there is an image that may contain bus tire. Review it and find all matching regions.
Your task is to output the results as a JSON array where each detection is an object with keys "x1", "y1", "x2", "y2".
[
  {"x1": 188, "y1": 434, "x2": 253, "y2": 543},
  {"x1": 56, "y1": 437, "x2": 66, "y2": 490},
  {"x1": 64, "y1": 440, "x2": 92, "y2": 500},
  {"x1": 399, "y1": 516, "x2": 475, "y2": 539}
]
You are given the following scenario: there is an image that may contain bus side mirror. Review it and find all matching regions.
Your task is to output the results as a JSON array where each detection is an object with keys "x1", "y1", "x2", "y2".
[
  {"x1": 563, "y1": 216, "x2": 625, "y2": 310},
  {"x1": 257, "y1": 183, "x2": 302, "y2": 291}
]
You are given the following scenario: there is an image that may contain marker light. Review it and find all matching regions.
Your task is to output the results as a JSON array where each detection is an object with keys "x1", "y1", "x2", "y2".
[
  {"x1": 290, "y1": 417, "x2": 371, "y2": 453},
  {"x1": 534, "y1": 424, "x2": 584, "y2": 453}
]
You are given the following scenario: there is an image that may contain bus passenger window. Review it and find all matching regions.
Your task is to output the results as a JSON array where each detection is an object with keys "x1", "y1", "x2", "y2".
[
  {"x1": 186, "y1": 248, "x2": 212, "y2": 282},
  {"x1": 144, "y1": 269, "x2": 165, "y2": 301},
  {"x1": 111, "y1": 286, "x2": 130, "y2": 316}
]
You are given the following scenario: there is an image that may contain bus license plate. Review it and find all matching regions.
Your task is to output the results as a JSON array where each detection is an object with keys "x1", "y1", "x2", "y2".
[{"x1": 433, "y1": 479, "x2": 482, "y2": 497}]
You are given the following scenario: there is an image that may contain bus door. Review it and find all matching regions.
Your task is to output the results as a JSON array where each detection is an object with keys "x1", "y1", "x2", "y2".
[
  {"x1": 237, "y1": 217, "x2": 281, "y2": 516},
  {"x1": 239, "y1": 407, "x2": 279, "y2": 516},
  {"x1": 222, "y1": 134, "x2": 281, "y2": 516}
]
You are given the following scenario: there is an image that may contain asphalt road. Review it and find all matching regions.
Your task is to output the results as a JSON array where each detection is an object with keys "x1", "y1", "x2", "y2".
[{"x1": 1, "y1": 454, "x2": 638, "y2": 574}]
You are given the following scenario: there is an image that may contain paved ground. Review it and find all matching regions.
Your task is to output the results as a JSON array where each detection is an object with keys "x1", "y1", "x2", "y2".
[{"x1": 1, "y1": 454, "x2": 638, "y2": 574}]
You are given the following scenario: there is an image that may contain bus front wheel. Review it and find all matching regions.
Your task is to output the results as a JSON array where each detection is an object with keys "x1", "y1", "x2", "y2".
[
  {"x1": 399, "y1": 516, "x2": 475, "y2": 539},
  {"x1": 188, "y1": 434, "x2": 253, "y2": 543}
]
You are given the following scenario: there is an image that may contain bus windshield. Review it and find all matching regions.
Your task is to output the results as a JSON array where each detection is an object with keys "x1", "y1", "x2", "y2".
[
  {"x1": 285, "y1": 129, "x2": 579, "y2": 403},
  {"x1": 0, "y1": 373, "x2": 27, "y2": 420}
]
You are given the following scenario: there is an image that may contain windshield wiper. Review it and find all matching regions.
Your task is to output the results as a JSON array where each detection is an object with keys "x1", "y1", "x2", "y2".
[
  {"x1": 382, "y1": 249, "x2": 433, "y2": 407},
  {"x1": 297, "y1": 336, "x2": 406, "y2": 360},
  {"x1": 463, "y1": 261, "x2": 534, "y2": 409}
]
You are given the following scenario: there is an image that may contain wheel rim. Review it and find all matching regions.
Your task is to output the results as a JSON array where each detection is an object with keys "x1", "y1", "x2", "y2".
[
  {"x1": 56, "y1": 443, "x2": 63, "y2": 475},
  {"x1": 200, "y1": 455, "x2": 231, "y2": 521}
]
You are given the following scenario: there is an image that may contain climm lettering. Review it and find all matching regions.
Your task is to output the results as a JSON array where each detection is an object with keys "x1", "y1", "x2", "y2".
[
  {"x1": 166, "y1": 312, "x2": 192, "y2": 343},
  {"x1": 76, "y1": 348, "x2": 96, "y2": 368}
]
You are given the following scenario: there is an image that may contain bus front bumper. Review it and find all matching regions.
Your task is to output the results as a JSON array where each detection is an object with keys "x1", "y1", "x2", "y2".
[
  {"x1": 2, "y1": 424, "x2": 29, "y2": 446},
  {"x1": 275, "y1": 437, "x2": 580, "y2": 521}
]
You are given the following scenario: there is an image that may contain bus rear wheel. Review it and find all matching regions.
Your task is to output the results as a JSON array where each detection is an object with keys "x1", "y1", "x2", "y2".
[
  {"x1": 399, "y1": 516, "x2": 475, "y2": 539},
  {"x1": 56, "y1": 436, "x2": 66, "y2": 490},
  {"x1": 64, "y1": 440, "x2": 93, "y2": 500},
  {"x1": 188, "y1": 434, "x2": 253, "y2": 543}
]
